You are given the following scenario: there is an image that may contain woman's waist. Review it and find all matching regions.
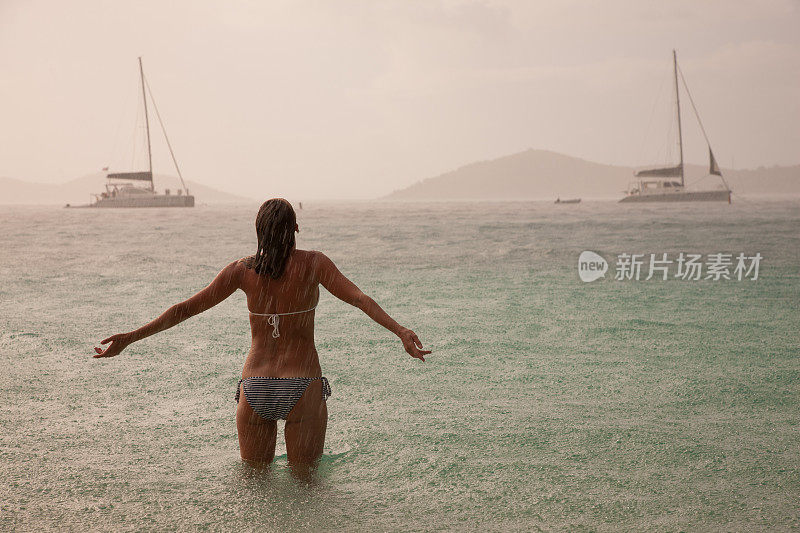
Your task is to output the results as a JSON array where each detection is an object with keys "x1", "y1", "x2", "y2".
[{"x1": 242, "y1": 345, "x2": 321, "y2": 379}]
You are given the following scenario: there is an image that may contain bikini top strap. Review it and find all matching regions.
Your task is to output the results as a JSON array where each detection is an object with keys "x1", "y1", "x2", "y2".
[
  {"x1": 248, "y1": 288, "x2": 320, "y2": 338},
  {"x1": 248, "y1": 303, "x2": 318, "y2": 338},
  {"x1": 248, "y1": 303, "x2": 317, "y2": 317}
]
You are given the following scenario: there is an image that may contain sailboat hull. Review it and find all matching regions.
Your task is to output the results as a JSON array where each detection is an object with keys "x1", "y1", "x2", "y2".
[
  {"x1": 90, "y1": 194, "x2": 195, "y2": 208},
  {"x1": 619, "y1": 190, "x2": 730, "y2": 203}
]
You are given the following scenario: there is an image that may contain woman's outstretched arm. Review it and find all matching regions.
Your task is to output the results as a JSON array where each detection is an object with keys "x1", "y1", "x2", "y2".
[
  {"x1": 93, "y1": 261, "x2": 242, "y2": 358},
  {"x1": 314, "y1": 251, "x2": 431, "y2": 362}
]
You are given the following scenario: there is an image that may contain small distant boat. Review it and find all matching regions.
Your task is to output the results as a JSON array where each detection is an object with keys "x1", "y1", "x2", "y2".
[
  {"x1": 69, "y1": 57, "x2": 194, "y2": 208},
  {"x1": 555, "y1": 197, "x2": 581, "y2": 204},
  {"x1": 620, "y1": 50, "x2": 731, "y2": 203}
]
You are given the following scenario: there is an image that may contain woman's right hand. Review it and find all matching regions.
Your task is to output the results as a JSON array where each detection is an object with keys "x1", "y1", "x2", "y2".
[
  {"x1": 399, "y1": 328, "x2": 431, "y2": 362},
  {"x1": 93, "y1": 332, "x2": 133, "y2": 358}
]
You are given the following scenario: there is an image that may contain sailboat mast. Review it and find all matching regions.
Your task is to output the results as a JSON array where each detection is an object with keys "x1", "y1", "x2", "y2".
[
  {"x1": 139, "y1": 56, "x2": 154, "y2": 192},
  {"x1": 673, "y1": 49, "x2": 684, "y2": 187}
]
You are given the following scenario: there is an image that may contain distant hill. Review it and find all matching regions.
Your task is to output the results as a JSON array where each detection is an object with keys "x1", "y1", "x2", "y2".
[
  {"x1": 0, "y1": 173, "x2": 250, "y2": 205},
  {"x1": 383, "y1": 149, "x2": 800, "y2": 200}
]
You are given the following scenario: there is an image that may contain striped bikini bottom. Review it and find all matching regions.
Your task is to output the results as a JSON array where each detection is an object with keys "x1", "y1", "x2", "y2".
[{"x1": 235, "y1": 376, "x2": 332, "y2": 421}]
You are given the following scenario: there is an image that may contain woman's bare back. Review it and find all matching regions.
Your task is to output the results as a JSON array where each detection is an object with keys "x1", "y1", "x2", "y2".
[{"x1": 238, "y1": 249, "x2": 322, "y2": 378}]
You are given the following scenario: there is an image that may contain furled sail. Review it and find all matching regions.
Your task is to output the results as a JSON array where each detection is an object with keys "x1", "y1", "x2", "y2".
[
  {"x1": 709, "y1": 148, "x2": 721, "y2": 176},
  {"x1": 106, "y1": 171, "x2": 153, "y2": 181},
  {"x1": 635, "y1": 165, "x2": 683, "y2": 178}
]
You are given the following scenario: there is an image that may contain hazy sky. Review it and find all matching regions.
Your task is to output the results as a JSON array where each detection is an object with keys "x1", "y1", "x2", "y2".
[{"x1": 1, "y1": 0, "x2": 798, "y2": 199}]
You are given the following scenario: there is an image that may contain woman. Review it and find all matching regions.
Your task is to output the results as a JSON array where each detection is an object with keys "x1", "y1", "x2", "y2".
[{"x1": 94, "y1": 198, "x2": 430, "y2": 470}]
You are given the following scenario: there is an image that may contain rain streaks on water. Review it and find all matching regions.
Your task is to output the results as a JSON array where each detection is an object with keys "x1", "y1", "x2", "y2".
[{"x1": 1, "y1": 200, "x2": 798, "y2": 531}]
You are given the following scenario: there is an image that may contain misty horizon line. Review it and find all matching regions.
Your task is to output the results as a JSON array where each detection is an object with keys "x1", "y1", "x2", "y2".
[{"x1": 4, "y1": 146, "x2": 798, "y2": 192}]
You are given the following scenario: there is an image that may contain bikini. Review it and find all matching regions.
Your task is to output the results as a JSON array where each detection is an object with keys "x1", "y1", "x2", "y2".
[
  {"x1": 236, "y1": 294, "x2": 331, "y2": 421},
  {"x1": 236, "y1": 376, "x2": 331, "y2": 420}
]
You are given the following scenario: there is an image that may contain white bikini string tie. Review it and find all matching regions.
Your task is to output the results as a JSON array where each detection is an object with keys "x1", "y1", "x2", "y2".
[
  {"x1": 250, "y1": 304, "x2": 318, "y2": 339},
  {"x1": 267, "y1": 314, "x2": 280, "y2": 338}
]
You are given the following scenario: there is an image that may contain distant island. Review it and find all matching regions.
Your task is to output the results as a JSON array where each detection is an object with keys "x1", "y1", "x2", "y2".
[
  {"x1": 3, "y1": 150, "x2": 799, "y2": 204},
  {"x1": 383, "y1": 149, "x2": 800, "y2": 200},
  {"x1": 0, "y1": 173, "x2": 250, "y2": 205}
]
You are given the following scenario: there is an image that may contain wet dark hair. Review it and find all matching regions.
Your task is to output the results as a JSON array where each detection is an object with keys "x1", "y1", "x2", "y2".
[{"x1": 251, "y1": 198, "x2": 296, "y2": 279}]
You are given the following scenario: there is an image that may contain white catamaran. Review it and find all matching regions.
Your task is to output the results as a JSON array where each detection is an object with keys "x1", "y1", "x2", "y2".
[
  {"x1": 80, "y1": 57, "x2": 194, "y2": 208},
  {"x1": 621, "y1": 50, "x2": 731, "y2": 203}
]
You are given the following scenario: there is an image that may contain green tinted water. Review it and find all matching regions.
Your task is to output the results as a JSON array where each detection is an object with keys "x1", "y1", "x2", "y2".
[{"x1": 1, "y1": 200, "x2": 798, "y2": 530}]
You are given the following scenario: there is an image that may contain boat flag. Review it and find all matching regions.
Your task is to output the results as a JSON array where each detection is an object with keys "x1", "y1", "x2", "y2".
[
  {"x1": 102, "y1": 166, "x2": 109, "y2": 171},
  {"x1": 709, "y1": 149, "x2": 721, "y2": 176}
]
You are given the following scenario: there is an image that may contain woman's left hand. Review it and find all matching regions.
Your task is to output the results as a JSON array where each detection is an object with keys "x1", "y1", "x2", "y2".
[
  {"x1": 93, "y1": 333, "x2": 133, "y2": 358},
  {"x1": 398, "y1": 328, "x2": 431, "y2": 362}
]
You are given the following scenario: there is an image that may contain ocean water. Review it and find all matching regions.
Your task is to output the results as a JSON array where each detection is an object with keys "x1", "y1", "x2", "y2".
[{"x1": 1, "y1": 199, "x2": 798, "y2": 531}]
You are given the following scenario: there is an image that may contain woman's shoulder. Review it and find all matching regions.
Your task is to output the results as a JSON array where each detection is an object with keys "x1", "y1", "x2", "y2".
[
  {"x1": 294, "y1": 249, "x2": 325, "y2": 262},
  {"x1": 236, "y1": 255, "x2": 257, "y2": 269},
  {"x1": 230, "y1": 256, "x2": 259, "y2": 280},
  {"x1": 294, "y1": 249, "x2": 329, "y2": 276}
]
